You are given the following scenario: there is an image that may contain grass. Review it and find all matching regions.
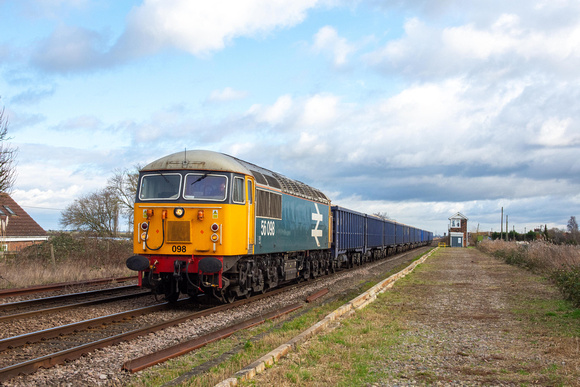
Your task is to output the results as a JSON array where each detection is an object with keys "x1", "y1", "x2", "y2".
[
  {"x1": 510, "y1": 298, "x2": 579, "y2": 338},
  {"x1": 0, "y1": 232, "x2": 133, "y2": 288}
]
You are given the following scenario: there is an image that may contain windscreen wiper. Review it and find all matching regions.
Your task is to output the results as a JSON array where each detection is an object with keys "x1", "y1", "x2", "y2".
[{"x1": 190, "y1": 173, "x2": 208, "y2": 186}]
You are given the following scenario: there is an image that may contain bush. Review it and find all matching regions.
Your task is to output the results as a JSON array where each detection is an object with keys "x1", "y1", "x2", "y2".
[
  {"x1": 17, "y1": 231, "x2": 132, "y2": 267},
  {"x1": 550, "y1": 267, "x2": 580, "y2": 307}
]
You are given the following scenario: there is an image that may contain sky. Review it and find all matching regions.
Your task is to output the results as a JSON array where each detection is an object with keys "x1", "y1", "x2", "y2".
[{"x1": 1, "y1": 0, "x2": 579, "y2": 236}]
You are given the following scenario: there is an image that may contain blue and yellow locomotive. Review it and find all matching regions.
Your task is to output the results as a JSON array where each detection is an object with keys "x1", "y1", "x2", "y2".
[
  {"x1": 126, "y1": 150, "x2": 433, "y2": 302},
  {"x1": 126, "y1": 150, "x2": 332, "y2": 302}
]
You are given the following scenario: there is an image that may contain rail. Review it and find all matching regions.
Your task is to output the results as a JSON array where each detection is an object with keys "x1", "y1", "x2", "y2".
[{"x1": 0, "y1": 276, "x2": 138, "y2": 298}]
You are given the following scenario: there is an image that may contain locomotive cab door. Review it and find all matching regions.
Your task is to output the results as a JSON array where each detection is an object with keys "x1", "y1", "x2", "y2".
[{"x1": 246, "y1": 177, "x2": 255, "y2": 254}]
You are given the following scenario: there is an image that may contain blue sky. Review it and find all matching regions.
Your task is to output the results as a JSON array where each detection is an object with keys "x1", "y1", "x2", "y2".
[{"x1": 1, "y1": 0, "x2": 580, "y2": 236}]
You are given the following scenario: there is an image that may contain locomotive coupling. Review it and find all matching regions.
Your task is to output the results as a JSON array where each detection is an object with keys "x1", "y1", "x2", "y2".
[{"x1": 126, "y1": 255, "x2": 150, "y2": 271}]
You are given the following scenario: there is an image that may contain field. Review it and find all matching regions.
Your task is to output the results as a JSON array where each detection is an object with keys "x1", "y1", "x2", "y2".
[{"x1": 0, "y1": 232, "x2": 133, "y2": 289}]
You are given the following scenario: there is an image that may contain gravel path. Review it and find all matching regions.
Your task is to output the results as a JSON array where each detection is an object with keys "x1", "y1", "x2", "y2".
[
  {"x1": 248, "y1": 247, "x2": 579, "y2": 386},
  {"x1": 377, "y1": 247, "x2": 579, "y2": 386}
]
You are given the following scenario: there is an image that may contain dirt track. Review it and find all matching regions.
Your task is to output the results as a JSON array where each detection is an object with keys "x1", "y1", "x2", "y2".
[{"x1": 249, "y1": 247, "x2": 580, "y2": 386}]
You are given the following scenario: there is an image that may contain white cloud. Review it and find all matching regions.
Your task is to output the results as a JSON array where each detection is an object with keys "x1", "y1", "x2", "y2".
[
  {"x1": 119, "y1": 0, "x2": 322, "y2": 57},
  {"x1": 248, "y1": 94, "x2": 293, "y2": 125},
  {"x1": 26, "y1": 0, "x2": 326, "y2": 72},
  {"x1": 533, "y1": 117, "x2": 577, "y2": 147},
  {"x1": 312, "y1": 26, "x2": 356, "y2": 67},
  {"x1": 299, "y1": 93, "x2": 340, "y2": 127},
  {"x1": 366, "y1": 9, "x2": 580, "y2": 79}
]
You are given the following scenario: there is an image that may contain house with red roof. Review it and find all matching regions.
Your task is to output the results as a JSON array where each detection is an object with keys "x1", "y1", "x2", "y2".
[{"x1": 0, "y1": 194, "x2": 48, "y2": 252}]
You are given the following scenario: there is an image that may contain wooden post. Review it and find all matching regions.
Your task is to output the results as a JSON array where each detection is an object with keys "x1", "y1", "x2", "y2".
[{"x1": 50, "y1": 244, "x2": 56, "y2": 268}]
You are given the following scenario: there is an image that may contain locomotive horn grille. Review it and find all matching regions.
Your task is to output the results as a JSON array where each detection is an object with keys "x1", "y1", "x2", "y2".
[{"x1": 167, "y1": 221, "x2": 191, "y2": 243}]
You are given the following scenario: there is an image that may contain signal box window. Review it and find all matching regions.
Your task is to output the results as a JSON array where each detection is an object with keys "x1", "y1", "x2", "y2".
[
  {"x1": 184, "y1": 174, "x2": 228, "y2": 201},
  {"x1": 139, "y1": 174, "x2": 181, "y2": 200}
]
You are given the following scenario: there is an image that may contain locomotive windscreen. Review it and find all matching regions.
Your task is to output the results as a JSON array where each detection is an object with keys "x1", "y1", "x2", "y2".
[{"x1": 139, "y1": 173, "x2": 181, "y2": 200}]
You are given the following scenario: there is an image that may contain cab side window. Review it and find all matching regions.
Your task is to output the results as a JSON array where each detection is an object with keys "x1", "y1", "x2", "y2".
[{"x1": 233, "y1": 176, "x2": 245, "y2": 203}]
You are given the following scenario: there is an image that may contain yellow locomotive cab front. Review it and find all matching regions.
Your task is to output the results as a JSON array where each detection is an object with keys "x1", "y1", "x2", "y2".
[{"x1": 127, "y1": 158, "x2": 257, "y2": 302}]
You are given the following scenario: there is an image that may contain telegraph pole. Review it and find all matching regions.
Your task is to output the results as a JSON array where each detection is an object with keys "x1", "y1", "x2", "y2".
[{"x1": 500, "y1": 207, "x2": 504, "y2": 241}]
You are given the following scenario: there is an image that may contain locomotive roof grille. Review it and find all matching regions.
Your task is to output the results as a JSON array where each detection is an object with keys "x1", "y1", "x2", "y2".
[
  {"x1": 142, "y1": 150, "x2": 330, "y2": 205},
  {"x1": 249, "y1": 170, "x2": 267, "y2": 185},
  {"x1": 264, "y1": 175, "x2": 282, "y2": 189}
]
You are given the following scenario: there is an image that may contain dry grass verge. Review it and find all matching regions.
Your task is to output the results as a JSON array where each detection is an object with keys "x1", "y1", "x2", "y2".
[
  {"x1": 478, "y1": 240, "x2": 580, "y2": 306},
  {"x1": 0, "y1": 232, "x2": 133, "y2": 289}
]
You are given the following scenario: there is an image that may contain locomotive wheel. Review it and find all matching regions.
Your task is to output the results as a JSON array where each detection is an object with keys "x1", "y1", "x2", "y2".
[{"x1": 303, "y1": 263, "x2": 311, "y2": 281}]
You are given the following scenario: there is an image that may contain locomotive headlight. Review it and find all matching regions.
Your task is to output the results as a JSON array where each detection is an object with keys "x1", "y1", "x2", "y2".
[
  {"x1": 140, "y1": 232, "x2": 148, "y2": 240},
  {"x1": 210, "y1": 233, "x2": 219, "y2": 242},
  {"x1": 140, "y1": 222, "x2": 148, "y2": 231},
  {"x1": 210, "y1": 223, "x2": 219, "y2": 232},
  {"x1": 174, "y1": 207, "x2": 185, "y2": 218}
]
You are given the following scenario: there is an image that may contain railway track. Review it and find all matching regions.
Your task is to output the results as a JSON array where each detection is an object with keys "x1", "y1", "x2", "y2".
[
  {"x1": 0, "y1": 276, "x2": 138, "y2": 299},
  {"x1": 0, "y1": 247, "x2": 430, "y2": 384},
  {"x1": 0, "y1": 285, "x2": 145, "y2": 319},
  {"x1": 0, "y1": 287, "x2": 150, "y2": 323},
  {"x1": 0, "y1": 279, "x2": 317, "y2": 382}
]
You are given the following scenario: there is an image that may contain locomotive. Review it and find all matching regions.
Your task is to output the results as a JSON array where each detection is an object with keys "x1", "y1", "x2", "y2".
[{"x1": 126, "y1": 150, "x2": 432, "y2": 302}]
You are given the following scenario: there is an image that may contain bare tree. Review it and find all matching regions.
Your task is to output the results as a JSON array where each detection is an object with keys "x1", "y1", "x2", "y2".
[
  {"x1": 567, "y1": 216, "x2": 578, "y2": 233},
  {"x1": 0, "y1": 102, "x2": 17, "y2": 193},
  {"x1": 568, "y1": 216, "x2": 579, "y2": 244},
  {"x1": 373, "y1": 212, "x2": 391, "y2": 220},
  {"x1": 60, "y1": 188, "x2": 120, "y2": 236},
  {"x1": 107, "y1": 166, "x2": 140, "y2": 228}
]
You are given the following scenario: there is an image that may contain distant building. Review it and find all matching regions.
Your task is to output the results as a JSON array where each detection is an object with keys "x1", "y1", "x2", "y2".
[
  {"x1": 448, "y1": 212, "x2": 468, "y2": 247},
  {"x1": 0, "y1": 194, "x2": 48, "y2": 252}
]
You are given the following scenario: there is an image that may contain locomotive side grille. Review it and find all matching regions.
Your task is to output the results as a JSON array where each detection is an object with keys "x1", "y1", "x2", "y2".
[
  {"x1": 167, "y1": 221, "x2": 191, "y2": 243},
  {"x1": 256, "y1": 189, "x2": 282, "y2": 219}
]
